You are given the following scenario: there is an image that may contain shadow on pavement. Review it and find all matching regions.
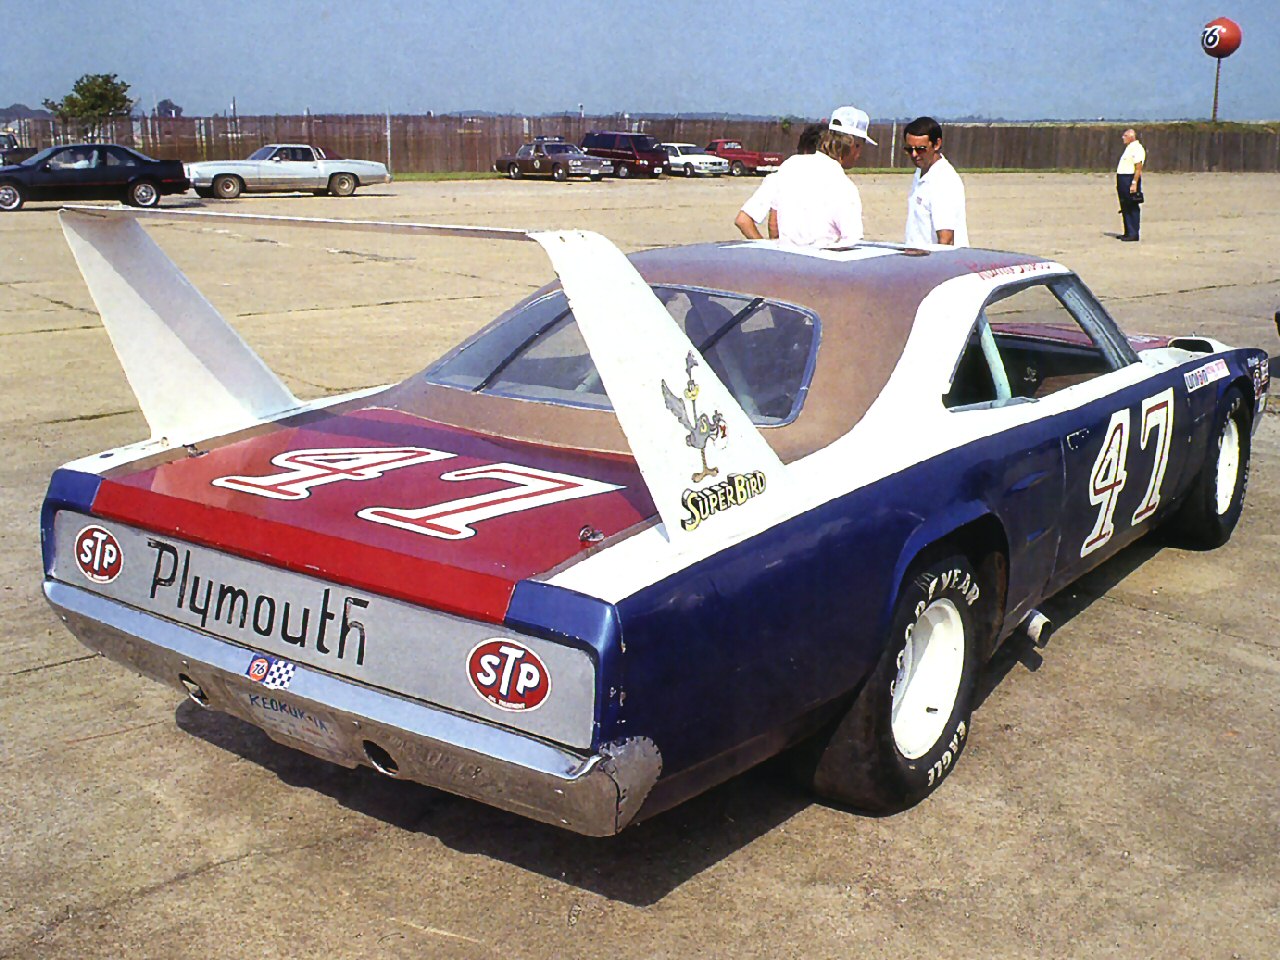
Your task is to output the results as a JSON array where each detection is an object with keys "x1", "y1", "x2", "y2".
[{"x1": 175, "y1": 699, "x2": 810, "y2": 906}]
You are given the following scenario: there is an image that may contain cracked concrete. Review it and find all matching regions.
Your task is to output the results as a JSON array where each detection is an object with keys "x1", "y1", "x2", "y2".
[{"x1": 2, "y1": 174, "x2": 1278, "y2": 960}]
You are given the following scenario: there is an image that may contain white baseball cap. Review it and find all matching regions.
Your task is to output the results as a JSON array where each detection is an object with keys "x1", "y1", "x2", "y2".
[{"x1": 829, "y1": 106, "x2": 877, "y2": 145}]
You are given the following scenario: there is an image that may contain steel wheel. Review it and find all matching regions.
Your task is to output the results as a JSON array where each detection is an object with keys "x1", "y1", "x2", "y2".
[
  {"x1": 328, "y1": 173, "x2": 357, "y2": 196},
  {"x1": 213, "y1": 175, "x2": 242, "y2": 199},
  {"x1": 891, "y1": 598, "x2": 967, "y2": 760},
  {"x1": 1214, "y1": 415, "x2": 1241, "y2": 515}
]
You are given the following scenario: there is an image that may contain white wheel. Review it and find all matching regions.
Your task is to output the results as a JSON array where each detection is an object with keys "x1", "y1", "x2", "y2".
[
  {"x1": 891, "y1": 598, "x2": 967, "y2": 759},
  {"x1": 1214, "y1": 416, "x2": 1241, "y2": 515}
]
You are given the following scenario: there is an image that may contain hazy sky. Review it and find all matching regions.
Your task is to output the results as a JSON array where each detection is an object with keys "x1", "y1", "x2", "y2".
[{"x1": 3, "y1": 1, "x2": 1275, "y2": 121}]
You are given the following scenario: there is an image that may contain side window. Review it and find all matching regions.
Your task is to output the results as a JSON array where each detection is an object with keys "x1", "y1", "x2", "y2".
[
  {"x1": 945, "y1": 277, "x2": 1135, "y2": 409},
  {"x1": 516, "y1": 144, "x2": 533, "y2": 158},
  {"x1": 582, "y1": 134, "x2": 600, "y2": 149},
  {"x1": 103, "y1": 147, "x2": 138, "y2": 167}
]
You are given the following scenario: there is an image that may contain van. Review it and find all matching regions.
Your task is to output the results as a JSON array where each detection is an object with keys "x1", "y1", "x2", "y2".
[{"x1": 580, "y1": 131, "x2": 666, "y2": 179}]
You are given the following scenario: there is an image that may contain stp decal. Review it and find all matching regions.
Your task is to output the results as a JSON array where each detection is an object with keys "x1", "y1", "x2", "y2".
[
  {"x1": 467, "y1": 639, "x2": 550, "y2": 711},
  {"x1": 75, "y1": 525, "x2": 123, "y2": 583}
]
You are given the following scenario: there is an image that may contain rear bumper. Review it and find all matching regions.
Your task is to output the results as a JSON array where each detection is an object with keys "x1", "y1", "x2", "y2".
[{"x1": 45, "y1": 580, "x2": 661, "y2": 836}]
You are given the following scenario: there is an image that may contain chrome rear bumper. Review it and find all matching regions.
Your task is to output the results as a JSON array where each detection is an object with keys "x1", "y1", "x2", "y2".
[{"x1": 45, "y1": 580, "x2": 660, "y2": 836}]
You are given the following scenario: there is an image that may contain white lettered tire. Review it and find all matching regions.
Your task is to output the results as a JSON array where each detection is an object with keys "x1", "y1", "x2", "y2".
[{"x1": 805, "y1": 554, "x2": 986, "y2": 813}]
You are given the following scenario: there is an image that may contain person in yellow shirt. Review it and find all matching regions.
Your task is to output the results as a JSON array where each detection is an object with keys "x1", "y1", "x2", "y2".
[{"x1": 1116, "y1": 128, "x2": 1145, "y2": 242}]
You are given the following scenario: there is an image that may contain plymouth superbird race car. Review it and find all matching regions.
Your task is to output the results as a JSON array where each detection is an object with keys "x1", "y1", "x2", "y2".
[
  {"x1": 185, "y1": 144, "x2": 391, "y2": 199},
  {"x1": 43, "y1": 208, "x2": 1268, "y2": 835}
]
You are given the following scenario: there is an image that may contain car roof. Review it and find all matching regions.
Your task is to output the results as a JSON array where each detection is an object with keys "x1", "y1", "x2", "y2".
[{"x1": 392, "y1": 242, "x2": 1047, "y2": 462}]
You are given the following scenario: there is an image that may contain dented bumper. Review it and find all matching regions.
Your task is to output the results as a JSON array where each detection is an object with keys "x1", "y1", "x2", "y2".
[{"x1": 45, "y1": 580, "x2": 661, "y2": 836}]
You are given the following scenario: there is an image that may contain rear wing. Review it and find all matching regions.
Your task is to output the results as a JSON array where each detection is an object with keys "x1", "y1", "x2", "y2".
[{"x1": 58, "y1": 206, "x2": 789, "y2": 545}]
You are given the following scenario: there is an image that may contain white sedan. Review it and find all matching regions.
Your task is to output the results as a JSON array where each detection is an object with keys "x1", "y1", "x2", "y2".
[
  {"x1": 185, "y1": 144, "x2": 392, "y2": 199},
  {"x1": 661, "y1": 143, "x2": 729, "y2": 177}
]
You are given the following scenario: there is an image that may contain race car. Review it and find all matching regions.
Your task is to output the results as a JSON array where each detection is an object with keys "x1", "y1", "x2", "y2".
[{"x1": 43, "y1": 207, "x2": 1268, "y2": 835}]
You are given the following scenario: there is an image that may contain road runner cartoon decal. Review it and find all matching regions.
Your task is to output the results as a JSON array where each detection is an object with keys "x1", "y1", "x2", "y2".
[{"x1": 662, "y1": 352, "x2": 727, "y2": 483}]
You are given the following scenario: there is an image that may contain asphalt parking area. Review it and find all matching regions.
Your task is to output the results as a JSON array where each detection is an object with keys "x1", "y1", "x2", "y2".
[{"x1": 3, "y1": 173, "x2": 1278, "y2": 959}]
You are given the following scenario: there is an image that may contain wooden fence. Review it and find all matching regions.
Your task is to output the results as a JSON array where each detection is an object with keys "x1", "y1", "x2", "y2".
[{"x1": 6, "y1": 114, "x2": 1279, "y2": 174}]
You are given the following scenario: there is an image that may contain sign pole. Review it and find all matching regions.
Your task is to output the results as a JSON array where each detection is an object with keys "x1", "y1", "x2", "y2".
[{"x1": 1212, "y1": 58, "x2": 1222, "y2": 122}]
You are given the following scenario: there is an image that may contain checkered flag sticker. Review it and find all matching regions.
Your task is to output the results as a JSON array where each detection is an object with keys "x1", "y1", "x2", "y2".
[{"x1": 246, "y1": 654, "x2": 296, "y2": 691}]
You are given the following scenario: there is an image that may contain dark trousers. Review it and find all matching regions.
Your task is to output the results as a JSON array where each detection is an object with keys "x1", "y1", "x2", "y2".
[{"x1": 1117, "y1": 173, "x2": 1141, "y2": 238}]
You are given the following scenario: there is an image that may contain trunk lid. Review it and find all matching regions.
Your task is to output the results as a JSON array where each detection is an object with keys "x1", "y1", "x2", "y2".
[{"x1": 88, "y1": 406, "x2": 654, "y2": 623}]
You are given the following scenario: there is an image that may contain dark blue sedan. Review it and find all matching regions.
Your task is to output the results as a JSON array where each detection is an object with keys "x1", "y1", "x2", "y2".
[{"x1": 0, "y1": 143, "x2": 188, "y2": 211}]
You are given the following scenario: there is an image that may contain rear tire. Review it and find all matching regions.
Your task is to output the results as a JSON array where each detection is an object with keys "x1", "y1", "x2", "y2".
[
  {"x1": 212, "y1": 174, "x2": 242, "y2": 200},
  {"x1": 1174, "y1": 385, "x2": 1252, "y2": 549},
  {"x1": 0, "y1": 182, "x2": 25, "y2": 212},
  {"x1": 804, "y1": 555, "x2": 984, "y2": 813},
  {"x1": 328, "y1": 172, "x2": 357, "y2": 196},
  {"x1": 126, "y1": 180, "x2": 160, "y2": 207},
  {"x1": 730, "y1": 160, "x2": 746, "y2": 176}
]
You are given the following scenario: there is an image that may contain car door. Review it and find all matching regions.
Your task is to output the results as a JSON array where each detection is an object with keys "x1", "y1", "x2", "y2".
[
  {"x1": 99, "y1": 146, "x2": 140, "y2": 197},
  {"x1": 28, "y1": 146, "x2": 101, "y2": 201},
  {"x1": 530, "y1": 143, "x2": 548, "y2": 176},
  {"x1": 978, "y1": 277, "x2": 1190, "y2": 592},
  {"x1": 273, "y1": 147, "x2": 321, "y2": 190}
]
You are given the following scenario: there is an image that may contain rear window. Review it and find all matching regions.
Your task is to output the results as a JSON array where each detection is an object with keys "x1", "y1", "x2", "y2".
[{"x1": 424, "y1": 285, "x2": 820, "y2": 425}]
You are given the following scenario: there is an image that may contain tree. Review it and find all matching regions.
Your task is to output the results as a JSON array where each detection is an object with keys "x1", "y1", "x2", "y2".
[
  {"x1": 43, "y1": 73, "x2": 133, "y2": 121},
  {"x1": 156, "y1": 98, "x2": 183, "y2": 118}
]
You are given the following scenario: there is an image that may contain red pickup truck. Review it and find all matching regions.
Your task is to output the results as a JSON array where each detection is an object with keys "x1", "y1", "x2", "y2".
[{"x1": 705, "y1": 139, "x2": 785, "y2": 176}]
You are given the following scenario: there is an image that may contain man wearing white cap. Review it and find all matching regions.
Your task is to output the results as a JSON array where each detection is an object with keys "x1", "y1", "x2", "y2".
[{"x1": 734, "y1": 105, "x2": 874, "y2": 247}]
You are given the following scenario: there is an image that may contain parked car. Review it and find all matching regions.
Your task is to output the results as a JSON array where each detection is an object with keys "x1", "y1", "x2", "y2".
[
  {"x1": 45, "y1": 207, "x2": 1268, "y2": 835},
  {"x1": 660, "y1": 142, "x2": 729, "y2": 177},
  {"x1": 184, "y1": 144, "x2": 391, "y2": 199},
  {"x1": 0, "y1": 130, "x2": 37, "y2": 166},
  {"x1": 493, "y1": 137, "x2": 612, "y2": 181},
  {"x1": 706, "y1": 138, "x2": 785, "y2": 176},
  {"x1": 581, "y1": 131, "x2": 665, "y2": 178},
  {"x1": 0, "y1": 144, "x2": 188, "y2": 211}
]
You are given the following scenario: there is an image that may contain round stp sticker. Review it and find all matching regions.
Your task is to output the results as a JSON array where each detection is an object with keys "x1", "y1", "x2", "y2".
[
  {"x1": 74, "y1": 525, "x2": 124, "y2": 583},
  {"x1": 467, "y1": 639, "x2": 550, "y2": 712}
]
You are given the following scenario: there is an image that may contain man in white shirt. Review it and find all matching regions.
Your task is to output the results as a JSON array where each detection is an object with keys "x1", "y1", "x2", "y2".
[
  {"x1": 902, "y1": 116, "x2": 968, "y2": 247},
  {"x1": 734, "y1": 106, "x2": 873, "y2": 247},
  {"x1": 1116, "y1": 128, "x2": 1145, "y2": 241}
]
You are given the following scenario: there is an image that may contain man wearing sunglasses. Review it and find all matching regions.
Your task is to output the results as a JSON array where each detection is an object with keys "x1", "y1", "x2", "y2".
[{"x1": 902, "y1": 116, "x2": 968, "y2": 247}]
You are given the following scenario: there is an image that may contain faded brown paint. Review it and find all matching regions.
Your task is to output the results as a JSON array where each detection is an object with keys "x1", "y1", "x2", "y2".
[{"x1": 380, "y1": 243, "x2": 1045, "y2": 463}]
